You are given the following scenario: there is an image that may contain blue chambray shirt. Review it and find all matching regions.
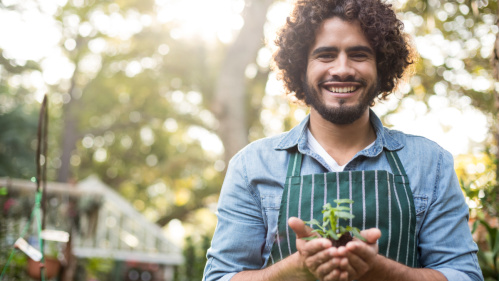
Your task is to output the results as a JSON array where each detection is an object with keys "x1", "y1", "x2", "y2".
[{"x1": 203, "y1": 110, "x2": 483, "y2": 281}]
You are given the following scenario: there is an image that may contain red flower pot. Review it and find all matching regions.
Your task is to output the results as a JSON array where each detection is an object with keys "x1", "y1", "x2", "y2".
[{"x1": 27, "y1": 257, "x2": 61, "y2": 280}]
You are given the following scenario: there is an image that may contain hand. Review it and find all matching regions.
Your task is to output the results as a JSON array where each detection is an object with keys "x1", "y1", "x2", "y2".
[
  {"x1": 337, "y1": 228, "x2": 381, "y2": 280},
  {"x1": 289, "y1": 217, "x2": 349, "y2": 281}
]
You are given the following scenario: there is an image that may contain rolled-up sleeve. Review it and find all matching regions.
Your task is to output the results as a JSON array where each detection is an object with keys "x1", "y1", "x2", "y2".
[
  {"x1": 418, "y1": 149, "x2": 483, "y2": 281},
  {"x1": 203, "y1": 151, "x2": 267, "y2": 281}
]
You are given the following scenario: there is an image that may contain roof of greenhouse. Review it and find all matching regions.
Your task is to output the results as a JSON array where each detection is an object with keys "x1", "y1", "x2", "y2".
[{"x1": 0, "y1": 176, "x2": 183, "y2": 265}]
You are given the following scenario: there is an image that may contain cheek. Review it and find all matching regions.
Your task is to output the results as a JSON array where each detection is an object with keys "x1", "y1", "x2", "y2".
[
  {"x1": 306, "y1": 63, "x2": 329, "y2": 82},
  {"x1": 362, "y1": 62, "x2": 377, "y2": 79}
]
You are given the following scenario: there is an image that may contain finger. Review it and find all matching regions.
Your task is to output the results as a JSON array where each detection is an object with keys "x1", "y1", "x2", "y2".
[
  {"x1": 337, "y1": 256, "x2": 356, "y2": 277},
  {"x1": 290, "y1": 217, "x2": 332, "y2": 256},
  {"x1": 305, "y1": 247, "x2": 340, "y2": 271},
  {"x1": 341, "y1": 250, "x2": 369, "y2": 278},
  {"x1": 333, "y1": 248, "x2": 362, "y2": 278},
  {"x1": 321, "y1": 267, "x2": 341, "y2": 281},
  {"x1": 346, "y1": 241, "x2": 378, "y2": 261},
  {"x1": 299, "y1": 238, "x2": 332, "y2": 258},
  {"x1": 343, "y1": 242, "x2": 378, "y2": 279},
  {"x1": 359, "y1": 228, "x2": 381, "y2": 244},
  {"x1": 338, "y1": 270, "x2": 349, "y2": 281},
  {"x1": 288, "y1": 217, "x2": 314, "y2": 238}
]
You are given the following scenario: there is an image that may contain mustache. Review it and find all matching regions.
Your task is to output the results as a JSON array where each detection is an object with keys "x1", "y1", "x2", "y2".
[{"x1": 318, "y1": 77, "x2": 367, "y2": 86}]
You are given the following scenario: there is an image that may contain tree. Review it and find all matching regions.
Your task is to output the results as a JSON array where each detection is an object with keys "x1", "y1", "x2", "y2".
[
  {"x1": 0, "y1": 0, "x2": 276, "y2": 231},
  {"x1": 1, "y1": 0, "x2": 498, "y2": 260},
  {"x1": 212, "y1": 0, "x2": 275, "y2": 165}
]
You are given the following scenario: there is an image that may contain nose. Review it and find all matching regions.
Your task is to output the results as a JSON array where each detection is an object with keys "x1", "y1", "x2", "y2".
[{"x1": 328, "y1": 53, "x2": 355, "y2": 80}]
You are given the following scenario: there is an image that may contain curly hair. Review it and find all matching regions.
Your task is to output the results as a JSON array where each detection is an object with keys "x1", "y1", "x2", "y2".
[{"x1": 273, "y1": 0, "x2": 415, "y2": 102}]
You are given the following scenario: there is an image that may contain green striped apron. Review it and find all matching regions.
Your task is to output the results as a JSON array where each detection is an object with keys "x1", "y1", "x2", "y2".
[{"x1": 269, "y1": 149, "x2": 418, "y2": 268}]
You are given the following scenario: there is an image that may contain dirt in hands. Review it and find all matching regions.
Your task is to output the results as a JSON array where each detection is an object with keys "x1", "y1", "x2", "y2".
[{"x1": 330, "y1": 232, "x2": 353, "y2": 247}]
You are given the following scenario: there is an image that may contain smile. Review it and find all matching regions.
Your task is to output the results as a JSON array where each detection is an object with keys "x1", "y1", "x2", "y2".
[{"x1": 326, "y1": 86, "x2": 357, "y2": 93}]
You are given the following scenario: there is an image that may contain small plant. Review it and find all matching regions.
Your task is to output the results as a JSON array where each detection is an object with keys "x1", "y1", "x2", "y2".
[{"x1": 304, "y1": 199, "x2": 365, "y2": 247}]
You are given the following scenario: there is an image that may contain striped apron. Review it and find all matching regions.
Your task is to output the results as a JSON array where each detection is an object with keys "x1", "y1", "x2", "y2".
[{"x1": 269, "y1": 149, "x2": 418, "y2": 268}]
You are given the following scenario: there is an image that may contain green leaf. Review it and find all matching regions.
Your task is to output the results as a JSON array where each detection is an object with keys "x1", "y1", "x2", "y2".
[
  {"x1": 323, "y1": 210, "x2": 331, "y2": 218},
  {"x1": 0, "y1": 186, "x2": 7, "y2": 196},
  {"x1": 305, "y1": 219, "x2": 321, "y2": 227},
  {"x1": 301, "y1": 236, "x2": 318, "y2": 241},
  {"x1": 493, "y1": 226, "x2": 499, "y2": 257},
  {"x1": 336, "y1": 211, "x2": 355, "y2": 219},
  {"x1": 334, "y1": 199, "x2": 353, "y2": 205},
  {"x1": 471, "y1": 220, "x2": 479, "y2": 234},
  {"x1": 351, "y1": 228, "x2": 366, "y2": 242},
  {"x1": 311, "y1": 229, "x2": 326, "y2": 236},
  {"x1": 327, "y1": 230, "x2": 339, "y2": 240}
]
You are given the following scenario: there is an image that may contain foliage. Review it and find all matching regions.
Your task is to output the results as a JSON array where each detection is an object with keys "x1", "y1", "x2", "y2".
[
  {"x1": 472, "y1": 218, "x2": 499, "y2": 281},
  {"x1": 0, "y1": 187, "x2": 29, "y2": 280},
  {"x1": 457, "y1": 148, "x2": 499, "y2": 280},
  {"x1": 0, "y1": 79, "x2": 38, "y2": 180},
  {"x1": 457, "y1": 149, "x2": 498, "y2": 217},
  {"x1": 84, "y1": 257, "x2": 115, "y2": 280},
  {"x1": 0, "y1": 0, "x2": 498, "y2": 278},
  {"x1": 175, "y1": 234, "x2": 211, "y2": 281},
  {"x1": 304, "y1": 199, "x2": 364, "y2": 242}
]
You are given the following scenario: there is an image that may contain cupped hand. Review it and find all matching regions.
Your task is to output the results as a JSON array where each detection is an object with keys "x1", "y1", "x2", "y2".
[
  {"x1": 288, "y1": 217, "x2": 350, "y2": 281},
  {"x1": 336, "y1": 228, "x2": 381, "y2": 280}
]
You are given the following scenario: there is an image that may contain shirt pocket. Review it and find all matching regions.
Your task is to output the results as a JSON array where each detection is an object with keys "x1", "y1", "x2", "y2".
[
  {"x1": 261, "y1": 195, "x2": 282, "y2": 249},
  {"x1": 413, "y1": 194, "x2": 428, "y2": 216}
]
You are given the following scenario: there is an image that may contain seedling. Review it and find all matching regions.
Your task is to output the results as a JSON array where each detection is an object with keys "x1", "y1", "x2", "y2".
[{"x1": 304, "y1": 199, "x2": 365, "y2": 246}]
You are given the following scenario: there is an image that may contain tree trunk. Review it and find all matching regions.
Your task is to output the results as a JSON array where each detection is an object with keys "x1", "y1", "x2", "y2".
[
  {"x1": 57, "y1": 74, "x2": 80, "y2": 183},
  {"x1": 212, "y1": 0, "x2": 275, "y2": 165},
  {"x1": 57, "y1": 37, "x2": 84, "y2": 183}
]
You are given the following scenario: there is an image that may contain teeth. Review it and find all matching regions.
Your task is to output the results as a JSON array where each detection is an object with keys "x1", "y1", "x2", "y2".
[{"x1": 327, "y1": 86, "x2": 356, "y2": 93}]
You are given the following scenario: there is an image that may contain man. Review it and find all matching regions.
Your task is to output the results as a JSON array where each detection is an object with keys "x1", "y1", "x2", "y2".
[{"x1": 203, "y1": 0, "x2": 483, "y2": 280}]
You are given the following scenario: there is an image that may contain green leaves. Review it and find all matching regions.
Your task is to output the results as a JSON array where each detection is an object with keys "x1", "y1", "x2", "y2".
[
  {"x1": 304, "y1": 199, "x2": 365, "y2": 242},
  {"x1": 349, "y1": 226, "x2": 366, "y2": 242},
  {"x1": 471, "y1": 219, "x2": 499, "y2": 279},
  {"x1": 335, "y1": 211, "x2": 354, "y2": 220}
]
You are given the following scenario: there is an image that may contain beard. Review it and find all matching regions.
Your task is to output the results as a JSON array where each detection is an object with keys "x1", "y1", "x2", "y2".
[{"x1": 303, "y1": 77, "x2": 379, "y2": 125}]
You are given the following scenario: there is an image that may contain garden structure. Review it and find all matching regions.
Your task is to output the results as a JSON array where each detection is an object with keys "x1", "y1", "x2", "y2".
[{"x1": 0, "y1": 175, "x2": 183, "y2": 281}]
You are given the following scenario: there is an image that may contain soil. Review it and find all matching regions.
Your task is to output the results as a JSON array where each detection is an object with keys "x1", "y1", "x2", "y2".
[{"x1": 330, "y1": 232, "x2": 353, "y2": 247}]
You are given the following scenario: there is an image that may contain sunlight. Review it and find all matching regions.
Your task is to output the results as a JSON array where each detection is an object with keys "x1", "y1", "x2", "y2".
[
  {"x1": 155, "y1": 0, "x2": 245, "y2": 43},
  {"x1": 0, "y1": 8, "x2": 60, "y2": 62}
]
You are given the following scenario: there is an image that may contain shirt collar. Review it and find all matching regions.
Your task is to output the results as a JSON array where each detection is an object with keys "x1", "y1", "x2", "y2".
[{"x1": 274, "y1": 109, "x2": 404, "y2": 156}]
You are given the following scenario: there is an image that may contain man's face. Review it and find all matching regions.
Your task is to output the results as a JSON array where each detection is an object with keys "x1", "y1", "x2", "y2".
[{"x1": 304, "y1": 17, "x2": 378, "y2": 125}]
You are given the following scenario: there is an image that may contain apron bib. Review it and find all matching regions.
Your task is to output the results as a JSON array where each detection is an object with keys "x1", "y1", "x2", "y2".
[{"x1": 269, "y1": 149, "x2": 418, "y2": 268}]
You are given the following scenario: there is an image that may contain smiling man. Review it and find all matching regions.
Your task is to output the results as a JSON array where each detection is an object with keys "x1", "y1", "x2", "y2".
[{"x1": 203, "y1": 1, "x2": 483, "y2": 281}]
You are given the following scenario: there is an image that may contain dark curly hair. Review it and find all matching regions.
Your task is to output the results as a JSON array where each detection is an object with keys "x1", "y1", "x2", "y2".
[{"x1": 273, "y1": 0, "x2": 415, "y2": 103}]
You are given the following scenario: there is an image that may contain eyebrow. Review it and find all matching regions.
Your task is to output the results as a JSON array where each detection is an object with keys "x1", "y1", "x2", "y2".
[{"x1": 310, "y1": 45, "x2": 374, "y2": 56}]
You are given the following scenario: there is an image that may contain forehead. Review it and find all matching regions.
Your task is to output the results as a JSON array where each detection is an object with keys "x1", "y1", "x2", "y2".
[{"x1": 310, "y1": 17, "x2": 372, "y2": 52}]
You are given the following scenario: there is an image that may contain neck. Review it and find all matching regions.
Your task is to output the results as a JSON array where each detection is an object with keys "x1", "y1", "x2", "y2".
[{"x1": 308, "y1": 108, "x2": 376, "y2": 166}]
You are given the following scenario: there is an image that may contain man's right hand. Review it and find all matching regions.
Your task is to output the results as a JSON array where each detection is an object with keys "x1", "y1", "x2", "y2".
[{"x1": 289, "y1": 217, "x2": 350, "y2": 281}]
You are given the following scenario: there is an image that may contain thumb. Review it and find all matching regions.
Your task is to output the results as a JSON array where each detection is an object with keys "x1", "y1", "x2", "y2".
[
  {"x1": 359, "y1": 228, "x2": 381, "y2": 244},
  {"x1": 288, "y1": 217, "x2": 314, "y2": 238}
]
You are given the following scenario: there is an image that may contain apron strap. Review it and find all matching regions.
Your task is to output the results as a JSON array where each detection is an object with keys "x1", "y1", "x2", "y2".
[
  {"x1": 385, "y1": 150, "x2": 407, "y2": 176},
  {"x1": 286, "y1": 150, "x2": 302, "y2": 177},
  {"x1": 287, "y1": 149, "x2": 407, "y2": 177}
]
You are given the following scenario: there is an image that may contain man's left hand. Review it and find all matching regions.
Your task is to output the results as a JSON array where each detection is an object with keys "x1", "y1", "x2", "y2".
[{"x1": 336, "y1": 228, "x2": 381, "y2": 280}]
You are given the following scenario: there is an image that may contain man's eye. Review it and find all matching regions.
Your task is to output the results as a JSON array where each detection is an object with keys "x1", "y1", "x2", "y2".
[
  {"x1": 351, "y1": 53, "x2": 369, "y2": 59},
  {"x1": 318, "y1": 54, "x2": 335, "y2": 59}
]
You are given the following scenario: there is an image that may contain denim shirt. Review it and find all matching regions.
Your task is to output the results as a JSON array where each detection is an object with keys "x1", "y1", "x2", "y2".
[{"x1": 203, "y1": 111, "x2": 483, "y2": 281}]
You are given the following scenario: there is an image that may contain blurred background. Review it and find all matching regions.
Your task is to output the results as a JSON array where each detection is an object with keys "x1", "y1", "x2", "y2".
[{"x1": 0, "y1": 0, "x2": 498, "y2": 280}]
